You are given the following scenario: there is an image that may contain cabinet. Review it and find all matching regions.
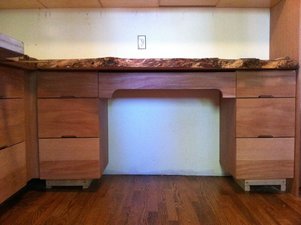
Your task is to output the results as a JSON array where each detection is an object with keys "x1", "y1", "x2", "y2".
[
  {"x1": 0, "y1": 66, "x2": 26, "y2": 204},
  {"x1": 221, "y1": 70, "x2": 296, "y2": 183},
  {"x1": 37, "y1": 72, "x2": 107, "y2": 180}
]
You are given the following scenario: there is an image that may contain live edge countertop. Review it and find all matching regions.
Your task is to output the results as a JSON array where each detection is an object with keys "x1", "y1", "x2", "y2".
[{"x1": 0, "y1": 56, "x2": 299, "y2": 71}]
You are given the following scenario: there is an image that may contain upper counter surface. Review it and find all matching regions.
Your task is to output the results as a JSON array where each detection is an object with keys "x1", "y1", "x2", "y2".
[{"x1": 1, "y1": 57, "x2": 299, "y2": 71}]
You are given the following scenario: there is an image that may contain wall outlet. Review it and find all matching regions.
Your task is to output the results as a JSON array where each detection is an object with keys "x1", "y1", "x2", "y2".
[{"x1": 137, "y1": 35, "x2": 146, "y2": 50}]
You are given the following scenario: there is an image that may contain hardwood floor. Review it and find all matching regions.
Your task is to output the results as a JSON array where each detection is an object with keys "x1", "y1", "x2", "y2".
[{"x1": 1, "y1": 176, "x2": 301, "y2": 225}]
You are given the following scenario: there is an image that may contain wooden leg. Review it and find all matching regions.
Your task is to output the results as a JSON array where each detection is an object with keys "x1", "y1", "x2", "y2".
[
  {"x1": 45, "y1": 180, "x2": 93, "y2": 189},
  {"x1": 236, "y1": 179, "x2": 286, "y2": 192}
]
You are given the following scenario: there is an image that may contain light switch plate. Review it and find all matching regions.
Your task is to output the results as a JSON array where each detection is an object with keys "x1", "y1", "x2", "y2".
[{"x1": 137, "y1": 35, "x2": 146, "y2": 50}]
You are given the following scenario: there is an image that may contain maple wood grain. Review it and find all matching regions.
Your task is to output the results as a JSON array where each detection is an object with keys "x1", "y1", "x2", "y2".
[
  {"x1": 39, "y1": 138, "x2": 101, "y2": 179},
  {"x1": 236, "y1": 138, "x2": 294, "y2": 179},
  {"x1": 237, "y1": 70, "x2": 296, "y2": 98},
  {"x1": 236, "y1": 98, "x2": 295, "y2": 138},
  {"x1": 37, "y1": 72, "x2": 98, "y2": 98},
  {"x1": 0, "y1": 99, "x2": 25, "y2": 147},
  {"x1": 38, "y1": 99, "x2": 99, "y2": 138},
  {"x1": 0, "y1": 142, "x2": 27, "y2": 204}
]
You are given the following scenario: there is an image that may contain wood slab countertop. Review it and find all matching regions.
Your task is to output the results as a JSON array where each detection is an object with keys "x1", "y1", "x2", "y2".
[{"x1": 0, "y1": 57, "x2": 299, "y2": 71}]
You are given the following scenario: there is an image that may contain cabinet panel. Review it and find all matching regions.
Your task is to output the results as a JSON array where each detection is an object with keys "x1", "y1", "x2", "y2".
[
  {"x1": 217, "y1": 0, "x2": 281, "y2": 8},
  {"x1": 236, "y1": 138, "x2": 294, "y2": 179},
  {"x1": 38, "y1": 99, "x2": 99, "y2": 138},
  {"x1": 236, "y1": 98, "x2": 295, "y2": 137},
  {"x1": 0, "y1": 99, "x2": 25, "y2": 147},
  {"x1": 101, "y1": 0, "x2": 158, "y2": 7},
  {"x1": 39, "y1": 0, "x2": 102, "y2": 8},
  {"x1": 0, "y1": 66, "x2": 24, "y2": 98},
  {"x1": 39, "y1": 138, "x2": 100, "y2": 179},
  {"x1": 237, "y1": 71, "x2": 296, "y2": 98},
  {"x1": 37, "y1": 72, "x2": 98, "y2": 98},
  {"x1": 0, "y1": 142, "x2": 27, "y2": 204},
  {"x1": 160, "y1": 0, "x2": 217, "y2": 6}
]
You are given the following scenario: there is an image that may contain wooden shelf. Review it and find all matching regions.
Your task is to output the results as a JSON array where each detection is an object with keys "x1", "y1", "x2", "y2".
[
  {"x1": 0, "y1": 0, "x2": 282, "y2": 9},
  {"x1": 0, "y1": 34, "x2": 24, "y2": 58}
]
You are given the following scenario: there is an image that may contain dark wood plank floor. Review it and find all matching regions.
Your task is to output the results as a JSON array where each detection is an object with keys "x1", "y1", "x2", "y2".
[{"x1": 1, "y1": 176, "x2": 301, "y2": 225}]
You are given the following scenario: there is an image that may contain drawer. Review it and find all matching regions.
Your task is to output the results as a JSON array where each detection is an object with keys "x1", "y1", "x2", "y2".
[
  {"x1": 237, "y1": 71, "x2": 296, "y2": 98},
  {"x1": 0, "y1": 99, "x2": 25, "y2": 147},
  {"x1": 236, "y1": 98, "x2": 295, "y2": 137},
  {"x1": 39, "y1": 138, "x2": 100, "y2": 179},
  {"x1": 0, "y1": 66, "x2": 24, "y2": 98},
  {"x1": 235, "y1": 138, "x2": 294, "y2": 179},
  {"x1": 38, "y1": 99, "x2": 99, "y2": 138},
  {"x1": 0, "y1": 142, "x2": 27, "y2": 204},
  {"x1": 37, "y1": 72, "x2": 98, "y2": 98}
]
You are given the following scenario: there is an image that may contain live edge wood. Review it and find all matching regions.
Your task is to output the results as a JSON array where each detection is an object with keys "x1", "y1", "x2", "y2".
[{"x1": 3, "y1": 57, "x2": 298, "y2": 71}]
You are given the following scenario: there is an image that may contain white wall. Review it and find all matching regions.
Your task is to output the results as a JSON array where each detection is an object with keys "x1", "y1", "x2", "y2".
[{"x1": 0, "y1": 8, "x2": 270, "y2": 175}]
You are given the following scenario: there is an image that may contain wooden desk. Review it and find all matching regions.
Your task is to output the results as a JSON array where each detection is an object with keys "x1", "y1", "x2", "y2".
[{"x1": 0, "y1": 57, "x2": 299, "y2": 203}]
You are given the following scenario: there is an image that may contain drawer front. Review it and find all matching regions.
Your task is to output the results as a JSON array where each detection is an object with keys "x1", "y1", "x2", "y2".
[
  {"x1": 236, "y1": 138, "x2": 294, "y2": 179},
  {"x1": 236, "y1": 98, "x2": 295, "y2": 137},
  {"x1": 39, "y1": 138, "x2": 100, "y2": 179},
  {"x1": 0, "y1": 142, "x2": 27, "y2": 204},
  {"x1": 0, "y1": 66, "x2": 24, "y2": 98},
  {"x1": 237, "y1": 71, "x2": 296, "y2": 98},
  {"x1": 0, "y1": 99, "x2": 25, "y2": 147},
  {"x1": 37, "y1": 72, "x2": 98, "y2": 98},
  {"x1": 38, "y1": 99, "x2": 99, "y2": 138}
]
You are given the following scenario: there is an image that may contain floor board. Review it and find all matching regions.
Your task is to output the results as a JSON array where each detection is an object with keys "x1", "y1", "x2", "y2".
[{"x1": 1, "y1": 176, "x2": 301, "y2": 225}]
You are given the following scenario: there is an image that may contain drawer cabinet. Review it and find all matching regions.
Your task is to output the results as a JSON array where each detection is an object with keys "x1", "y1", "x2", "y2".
[
  {"x1": 37, "y1": 72, "x2": 98, "y2": 98},
  {"x1": 0, "y1": 142, "x2": 27, "y2": 204},
  {"x1": 38, "y1": 99, "x2": 101, "y2": 180},
  {"x1": 39, "y1": 138, "x2": 101, "y2": 179},
  {"x1": 0, "y1": 99, "x2": 25, "y2": 147},
  {"x1": 235, "y1": 71, "x2": 296, "y2": 183},
  {"x1": 221, "y1": 70, "x2": 297, "y2": 188},
  {"x1": 38, "y1": 99, "x2": 99, "y2": 138},
  {"x1": 37, "y1": 71, "x2": 107, "y2": 182}
]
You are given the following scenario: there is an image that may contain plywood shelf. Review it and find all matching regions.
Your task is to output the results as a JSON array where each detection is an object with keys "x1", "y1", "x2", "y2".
[
  {"x1": 0, "y1": 0, "x2": 282, "y2": 9},
  {"x1": 0, "y1": 34, "x2": 24, "y2": 58}
]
